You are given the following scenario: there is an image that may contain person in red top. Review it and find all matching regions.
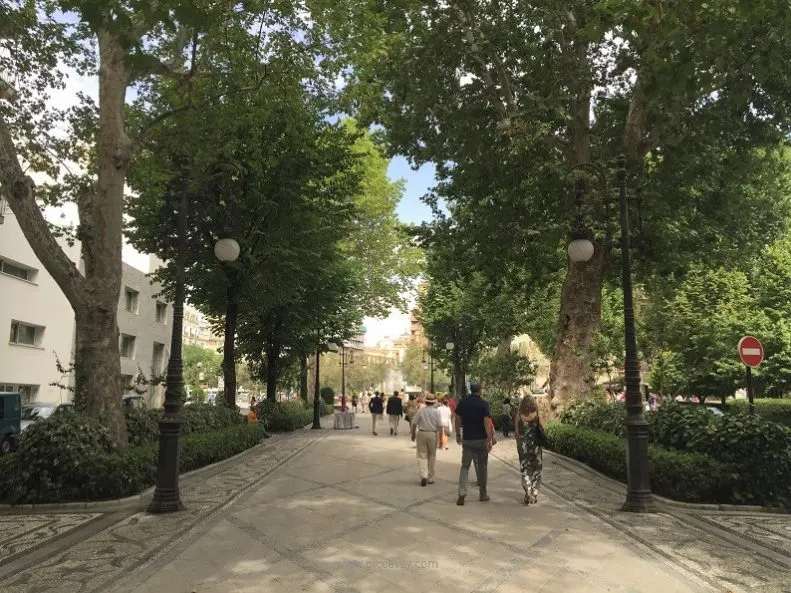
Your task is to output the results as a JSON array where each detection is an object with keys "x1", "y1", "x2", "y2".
[{"x1": 446, "y1": 393, "x2": 457, "y2": 436}]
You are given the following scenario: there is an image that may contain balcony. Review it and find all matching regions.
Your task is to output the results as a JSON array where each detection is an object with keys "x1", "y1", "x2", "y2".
[{"x1": 0, "y1": 73, "x2": 16, "y2": 100}]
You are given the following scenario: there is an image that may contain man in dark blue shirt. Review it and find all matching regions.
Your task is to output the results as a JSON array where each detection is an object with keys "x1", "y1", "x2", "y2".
[
  {"x1": 368, "y1": 391, "x2": 385, "y2": 435},
  {"x1": 453, "y1": 383, "x2": 494, "y2": 505}
]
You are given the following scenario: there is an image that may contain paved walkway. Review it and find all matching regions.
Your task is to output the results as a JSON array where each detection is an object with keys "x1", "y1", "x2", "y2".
[{"x1": 1, "y1": 413, "x2": 789, "y2": 593}]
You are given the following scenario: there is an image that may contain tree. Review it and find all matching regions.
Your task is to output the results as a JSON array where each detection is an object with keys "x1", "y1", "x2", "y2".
[
  {"x1": 647, "y1": 266, "x2": 771, "y2": 403},
  {"x1": 0, "y1": 2, "x2": 287, "y2": 447},
  {"x1": 182, "y1": 344, "x2": 222, "y2": 391},
  {"x1": 471, "y1": 349, "x2": 537, "y2": 399},
  {"x1": 309, "y1": 0, "x2": 791, "y2": 410}
]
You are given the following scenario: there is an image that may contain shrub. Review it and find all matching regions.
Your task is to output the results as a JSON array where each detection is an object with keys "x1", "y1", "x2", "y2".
[
  {"x1": 254, "y1": 399, "x2": 313, "y2": 432},
  {"x1": 0, "y1": 410, "x2": 116, "y2": 503},
  {"x1": 181, "y1": 403, "x2": 242, "y2": 435},
  {"x1": 558, "y1": 397, "x2": 626, "y2": 437},
  {"x1": 321, "y1": 401, "x2": 334, "y2": 416},
  {"x1": 647, "y1": 402, "x2": 716, "y2": 451},
  {"x1": 727, "y1": 398, "x2": 791, "y2": 426},
  {"x1": 179, "y1": 424, "x2": 262, "y2": 472},
  {"x1": 701, "y1": 411, "x2": 791, "y2": 506},
  {"x1": 0, "y1": 423, "x2": 261, "y2": 504},
  {"x1": 124, "y1": 408, "x2": 161, "y2": 446},
  {"x1": 320, "y1": 387, "x2": 335, "y2": 406},
  {"x1": 545, "y1": 422, "x2": 736, "y2": 504}
]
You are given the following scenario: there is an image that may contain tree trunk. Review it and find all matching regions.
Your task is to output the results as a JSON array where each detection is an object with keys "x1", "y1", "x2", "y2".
[
  {"x1": 223, "y1": 285, "x2": 238, "y2": 408},
  {"x1": 266, "y1": 342, "x2": 279, "y2": 401},
  {"x1": 312, "y1": 349, "x2": 321, "y2": 428},
  {"x1": 549, "y1": 244, "x2": 608, "y2": 410},
  {"x1": 299, "y1": 355, "x2": 309, "y2": 401},
  {"x1": 266, "y1": 361, "x2": 278, "y2": 401},
  {"x1": 74, "y1": 305, "x2": 127, "y2": 446},
  {"x1": 70, "y1": 32, "x2": 131, "y2": 448}
]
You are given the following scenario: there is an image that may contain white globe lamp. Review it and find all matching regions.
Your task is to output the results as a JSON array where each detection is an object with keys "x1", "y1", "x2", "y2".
[
  {"x1": 567, "y1": 238, "x2": 594, "y2": 263},
  {"x1": 214, "y1": 238, "x2": 240, "y2": 263}
]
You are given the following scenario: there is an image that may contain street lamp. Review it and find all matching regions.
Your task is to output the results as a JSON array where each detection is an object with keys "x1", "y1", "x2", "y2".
[
  {"x1": 215, "y1": 238, "x2": 240, "y2": 409},
  {"x1": 445, "y1": 342, "x2": 456, "y2": 397},
  {"x1": 149, "y1": 181, "x2": 190, "y2": 514},
  {"x1": 566, "y1": 155, "x2": 656, "y2": 513}
]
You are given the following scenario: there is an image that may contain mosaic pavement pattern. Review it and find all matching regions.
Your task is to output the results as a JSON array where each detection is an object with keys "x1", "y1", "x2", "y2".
[
  {"x1": 0, "y1": 429, "x2": 325, "y2": 593},
  {"x1": 0, "y1": 513, "x2": 102, "y2": 564}
]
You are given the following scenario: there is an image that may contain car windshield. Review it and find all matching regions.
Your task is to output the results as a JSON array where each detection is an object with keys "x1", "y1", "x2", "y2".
[{"x1": 21, "y1": 405, "x2": 55, "y2": 420}]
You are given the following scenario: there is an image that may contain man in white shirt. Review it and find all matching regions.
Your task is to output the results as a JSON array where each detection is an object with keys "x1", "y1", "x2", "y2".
[{"x1": 410, "y1": 392, "x2": 444, "y2": 486}]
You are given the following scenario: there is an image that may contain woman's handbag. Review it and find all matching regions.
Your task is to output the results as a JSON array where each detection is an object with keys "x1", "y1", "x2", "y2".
[{"x1": 536, "y1": 411, "x2": 550, "y2": 448}]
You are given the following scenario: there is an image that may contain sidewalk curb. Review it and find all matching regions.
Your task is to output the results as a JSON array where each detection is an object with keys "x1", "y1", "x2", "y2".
[
  {"x1": 543, "y1": 450, "x2": 775, "y2": 514},
  {"x1": 0, "y1": 422, "x2": 328, "y2": 513}
]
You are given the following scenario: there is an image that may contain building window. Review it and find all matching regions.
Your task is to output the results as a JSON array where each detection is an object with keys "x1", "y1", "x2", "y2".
[
  {"x1": 17, "y1": 385, "x2": 38, "y2": 403},
  {"x1": 0, "y1": 385, "x2": 13, "y2": 392},
  {"x1": 152, "y1": 342, "x2": 165, "y2": 375},
  {"x1": 155, "y1": 301, "x2": 167, "y2": 324},
  {"x1": 9, "y1": 321, "x2": 42, "y2": 346},
  {"x1": 0, "y1": 257, "x2": 36, "y2": 282},
  {"x1": 120, "y1": 334, "x2": 136, "y2": 359},
  {"x1": 124, "y1": 288, "x2": 139, "y2": 314}
]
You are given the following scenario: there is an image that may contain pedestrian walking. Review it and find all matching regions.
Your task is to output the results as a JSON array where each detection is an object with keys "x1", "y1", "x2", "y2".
[
  {"x1": 438, "y1": 396, "x2": 452, "y2": 450},
  {"x1": 410, "y1": 393, "x2": 443, "y2": 486},
  {"x1": 351, "y1": 394, "x2": 359, "y2": 413},
  {"x1": 446, "y1": 392, "x2": 457, "y2": 434},
  {"x1": 454, "y1": 383, "x2": 494, "y2": 505},
  {"x1": 404, "y1": 394, "x2": 418, "y2": 424},
  {"x1": 386, "y1": 391, "x2": 404, "y2": 436},
  {"x1": 515, "y1": 394, "x2": 543, "y2": 505},
  {"x1": 369, "y1": 391, "x2": 384, "y2": 435},
  {"x1": 500, "y1": 398, "x2": 513, "y2": 437},
  {"x1": 361, "y1": 392, "x2": 370, "y2": 413}
]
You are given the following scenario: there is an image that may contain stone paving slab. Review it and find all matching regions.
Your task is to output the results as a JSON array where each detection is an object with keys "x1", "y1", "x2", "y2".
[
  {"x1": 108, "y1": 416, "x2": 783, "y2": 593},
  {"x1": 3, "y1": 415, "x2": 790, "y2": 593}
]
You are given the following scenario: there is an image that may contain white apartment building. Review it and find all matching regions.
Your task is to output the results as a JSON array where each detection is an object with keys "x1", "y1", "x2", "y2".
[{"x1": 0, "y1": 199, "x2": 171, "y2": 405}]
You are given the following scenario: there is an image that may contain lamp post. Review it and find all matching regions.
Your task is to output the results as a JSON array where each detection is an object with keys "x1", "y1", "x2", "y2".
[
  {"x1": 445, "y1": 341, "x2": 455, "y2": 397},
  {"x1": 422, "y1": 351, "x2": 436, "y2": 393},
  {"x1": 339, "y1": 346, "x2": 354, "y2": 411},
  {"x1": 215, "y1": 238, "x2": 241, "y2": 408},
  {"x1": 566, "y1": 156, "x2": 656, "y2": 513},
  {"x1": 312, "y1": 341, "x2": 322, "y2": 429}
]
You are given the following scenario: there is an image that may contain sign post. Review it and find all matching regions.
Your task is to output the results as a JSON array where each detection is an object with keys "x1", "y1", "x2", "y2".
[{"x1": 738, "y1": 336, "x2": 764, "y2": 413}]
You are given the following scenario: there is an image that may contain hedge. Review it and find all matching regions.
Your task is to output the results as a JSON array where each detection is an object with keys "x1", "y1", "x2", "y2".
[
  {"x1": 254, "y1": 399, "x2": 316, "y2": 432},
  {"x1": 125, "y1": 403, "x2": 242, "y2": 447},
  {"x1": 727, "y1": 398, "x2": 791, "y2": 425},
  {"x1": 0, "y1": 413, "x2": 262, "y2": 504},
  {"x1": 545, "y1": 423, "x2": 737, "y2": 504}
]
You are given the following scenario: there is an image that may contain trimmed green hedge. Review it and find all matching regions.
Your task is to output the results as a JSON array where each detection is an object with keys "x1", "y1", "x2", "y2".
[
  {"x1": 254, "y1": 400, "x2": 315, "y2": 432},
  {"x1": 0, "y1": 415, "x2": 262, "y2": 504},
  {"x1": 728, "y1": 398, "x2": 791, "y2": 425},
  {"x1": 124, "y1": 403, "x2": 242, "y2": 447},
  {"x1": 545, "y1": 423, "x2": 737, "y2": 504}
]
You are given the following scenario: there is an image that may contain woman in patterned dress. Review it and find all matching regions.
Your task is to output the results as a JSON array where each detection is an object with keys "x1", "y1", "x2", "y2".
[{"x1": 514, "y1": 394, "x2": 542, "y2": 505}]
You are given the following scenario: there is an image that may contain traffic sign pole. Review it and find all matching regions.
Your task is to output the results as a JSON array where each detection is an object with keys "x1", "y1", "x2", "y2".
[{"x1": 745, "y1": 365, "x2": 755, "y2": 413}]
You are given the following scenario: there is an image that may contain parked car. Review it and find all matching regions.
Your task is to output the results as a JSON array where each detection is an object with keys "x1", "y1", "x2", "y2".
[
  {"x1": 0, "y1": 392, "x2": 22, "y2": 453},
  {"x1": 20, "y1": 402, "x2": 74, "y2": 432},
  {"x1": 122, "y1": 394, "x2": 146, "y2": 409},
  {"x1": 531, "y1": 388, "x2": 548, "y2": 397}
]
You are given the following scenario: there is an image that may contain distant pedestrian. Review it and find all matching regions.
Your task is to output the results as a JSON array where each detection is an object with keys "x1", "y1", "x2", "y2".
[
  {"x1": 500, "y1": 398, "x2": 513, "y2": 437},
  {"x1": 351, "y1": 394, "x2": 359, "y2": 413},
  {"x1": 404, "y1": 394, "x2": 418, "y2": 424},
  {"x1": 369, "y1": 391, "x2": 384, "y2": 435},
  {"x1": 411, "y1": 393, "x2": 443, "y2": 486},
  {"x1": 438, "y1": 397, "x2": 452, "y2": 450},
  {"x1": 454, "y1": 383, "x2": 494, "y2": 505},
  {"x1": 361, "y1": 392, "x2": 370, "y2": 413},
  {"x1": 515, "y1": 394, "x2": 543, "y2": 505},
  {"x1": 387, "y1": 391, "x2": 404, "y2": 436},
  {"x1": 446, "y1": 392, "x2": 457, "y2": 433}
]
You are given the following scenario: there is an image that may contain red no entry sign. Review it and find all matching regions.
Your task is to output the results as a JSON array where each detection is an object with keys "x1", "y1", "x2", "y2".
[{"x1": 738, "y1": 336, "x2": 764, "y2": 368}]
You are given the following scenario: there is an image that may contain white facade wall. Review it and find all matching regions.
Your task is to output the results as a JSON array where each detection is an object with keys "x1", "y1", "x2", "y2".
[
  {"x1": 0, "y1": 206, "x2": 78, "y2": 403},
  {"x1": 0, "y1": 199, "x2": 172, "y2": 405}
]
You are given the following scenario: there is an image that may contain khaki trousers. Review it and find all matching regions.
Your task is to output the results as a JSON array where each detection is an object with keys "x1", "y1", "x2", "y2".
[
  {"x1": 372, "y1": 414, "x2": 383, "y2": 433},
  {"x1": 416, "y1": 430, "x2": 438, "y2": 480}
]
